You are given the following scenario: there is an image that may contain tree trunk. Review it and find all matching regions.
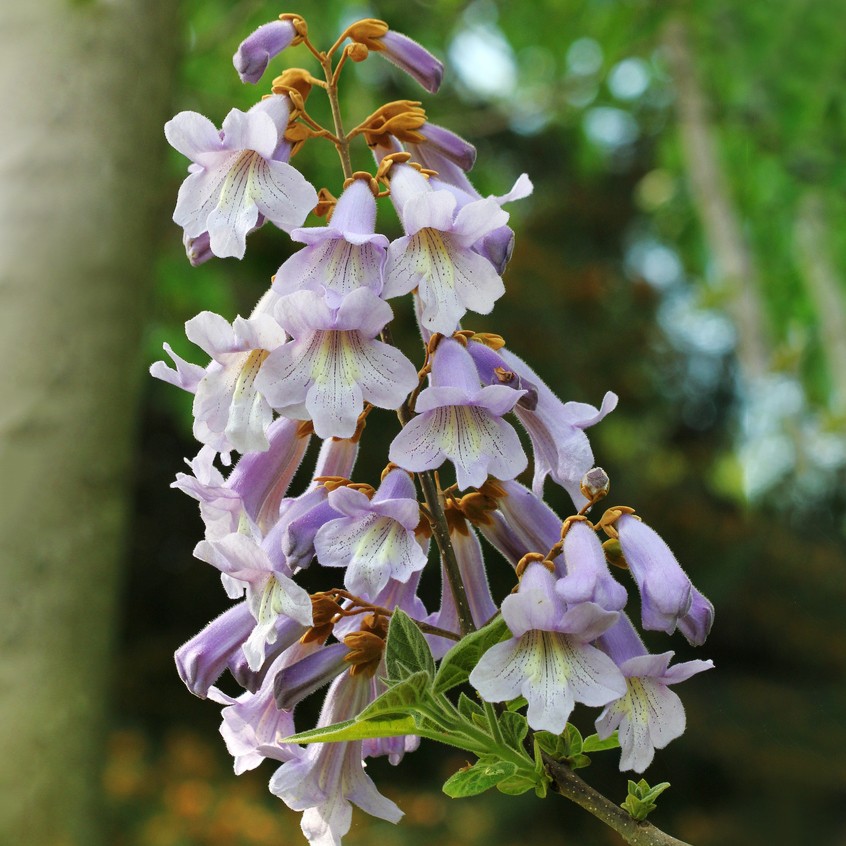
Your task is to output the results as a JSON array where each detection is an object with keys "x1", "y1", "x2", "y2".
[{"x1": 0, "y1": 1, "x2": 178, "y2": 844}]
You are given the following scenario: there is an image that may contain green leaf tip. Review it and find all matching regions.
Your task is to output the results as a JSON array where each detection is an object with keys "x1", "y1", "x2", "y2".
[
  {"x1": 385, "y1": 609, "x2": 435, "y2": 682},
  {"x1": 621, "y1": 778, "x2": 671, "y2": 821}
]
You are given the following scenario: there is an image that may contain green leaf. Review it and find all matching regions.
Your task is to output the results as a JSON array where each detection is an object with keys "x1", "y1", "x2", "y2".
[
  {"x1": 385, "y1": 609, "x2": 435, "y2": 682},
  {"x1": 457, "y1": 692, "x2": 484, "y2": 721},
  {"x1": 498, "y1": 710, "x2": 529, "y2": 751},
  {"x1": 534, "y1": 731, "x2": 568, "y2": 759},
  {"x1": 562, "y1": 723, "x2": 583, "y2": 757},
  {"x1": 506, "y1": 696, "x2": 528, "y2": 711},
  {"x1": 283, "y1": 714, "x2": 417, "y2": 745},
  {"x1": 434, "y1": 617, "x2": 509, "y2": 693},
  {"x1": 582, "y1": 731, "x2": 620, "y2": 753},
  {"x1": 357, "y1": 671, "x2": 432, "y2": 720},
  {"x1": 496, "y1": 778, "x2": 534, "y2": 796},
  {"x1": 442, "y1": 755, "x2": 518, "y2": 798},
  {"x1": 622, "y1": 779, "x2": 671, "y2": 821},
  {"x1": 569, "y1": 753, "x2": 592, "y2": 769}
]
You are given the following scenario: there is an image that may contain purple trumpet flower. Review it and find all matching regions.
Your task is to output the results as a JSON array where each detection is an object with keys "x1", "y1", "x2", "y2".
[
  {"x1": 151, "y1": 292, "x2": 289, "y2": 456},
  {"x1": 475, "y1": 480, "x2": 563, "y2": 568},
  {"x1": 426, "y1": 517, "x2": 498, "y2": 657},
  {"x1": 595, "y1": 615, "x2": 714, "y2": 772},
  {"x1": 175, "y1": 601, "x2": 306, "y2": 698},
  {"x1": 234, "y1": 18, "x2": 298, "y2": 84},
  {"x1": 498, "y1": 347, "x2": 617, "y2": 506},
  {"x1": 350, "y1": 22, "x2": 443, "y2": 92},
  {"x1": 314, "y1": 470, "x2": 427, "y2": 599},
  {"x1": 275, "y1": 442, "x2": 360, "y2": 572},
  {"x1": 174, "y1": 418, "x2": 311, "y2": 539},
  {"x1": 615, "y1": 514, "x2": 714, "y2": 646},
  {"x1": 383, "y1": 163, "x2": 510, "y2": 334},
  {"x1": 270, "y1": 670, "x2": 403, "y2": 846},
  {"x1": 165, "y1": 95, "x2": 317, "y2": 259},
  {"x1": 275, "y1": 176, "x2": 389, "y2": 308},
  {"x1": 273, "y1": 643, "x2": 352, "y2": 712},
  {"x1": 256, "y1": 288, "x2": 419, "y2": 439},
  {"x1": 389, "y1": 339, "x2": 527, "y2": 489},
  {"x1": 469, "y1": 562, "x2": 626, "y2": 734},
  {"x1": 208, "y1": 647, "x2": 310, "y2": 774},
  {"x1": 194, "y1": 533, "x2": 313, "y2": 671},
  {"x1": 427, "y1": 173, "x2": 533, "y2": 275},
  {"x1": 467, "y1": 341, "x2": 538, "y2": 408},
  {"x1": 557, "y1": 520, "x2": 628, "y2": 612}
]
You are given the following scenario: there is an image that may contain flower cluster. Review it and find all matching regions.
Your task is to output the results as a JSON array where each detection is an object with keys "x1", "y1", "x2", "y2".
[{"x1": 154, "y1": 14, "x2": 714, "y2": 846}]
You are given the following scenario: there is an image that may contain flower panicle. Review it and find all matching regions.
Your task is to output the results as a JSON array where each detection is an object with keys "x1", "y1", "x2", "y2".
[{"x1": 156, "y1": 13, "x2": 714, "y2": 846}]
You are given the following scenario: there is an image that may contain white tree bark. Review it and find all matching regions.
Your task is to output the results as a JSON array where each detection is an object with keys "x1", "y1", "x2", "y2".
[
  {"x1": 663, "y1": 17, "x2": 771, "y2": 382},
  {"x1": 0, "y1": 1, "x2": 177, "y2": 844}
]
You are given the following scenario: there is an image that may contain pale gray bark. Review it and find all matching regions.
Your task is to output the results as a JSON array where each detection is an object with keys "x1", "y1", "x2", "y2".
[
  {"x1": 0, "y1": 1, "x2": 177, "y2": 844},
  {"x1": 663, "y1": 17, "x2": 771, "y2": 382},
  {"x1": 794, "y1": 191, "x2": 846, "y2": 416}
]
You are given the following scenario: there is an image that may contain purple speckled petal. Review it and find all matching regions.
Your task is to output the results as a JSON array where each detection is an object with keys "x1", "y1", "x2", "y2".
[{"x1": 501, "y1": 563, "x2": 565, "y2": 637}]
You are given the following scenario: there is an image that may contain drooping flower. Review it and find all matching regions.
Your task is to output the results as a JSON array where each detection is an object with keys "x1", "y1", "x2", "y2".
[
  {"x1": 152, "y1": 298, "x2": 287, "y2": 456},
  {"x1": 614, "y1": 514, "x2": 714, "y2": 646},
  {"x1": 270, "y1": 670, "x2": 403, "y2": 846},
  {"x1": 389, "y1": 338, "x2": 527, "y2": 489},
  {"x1": 382, "y1": 163, "x2": 510, "y2": 334},
  {"x1": 274, "y1": 175, "x2": 389, "y2": 307},
  {"x1": 347, "y1": 19, "x2": 443, "y2": 92},
  {"x1": 496, "y1": 346, "x2": 617, "y2": 506},
  {"x1": 557, "y1": 520, "x2": 628, "y2": 612},
  {"x1": 194, "y1": 532, "x2": 314, "y2": 671},
  {"x1": 425, "y1": 512, "x2": 498, "y2": 657},
  {"x1": 207, "y1": 646, "x2": 310, "y2": 773},
  {"x1": 470, "y1": 561, "x2": 626, "y2": 733},
  {"x1": 595, "y1": 615, "x2": 713, "y2": 772},
  {"x1": 256, "y1": 288, "x2": 419, "y2": 439},
  {"x1": 314, "y1": 470, "x2": 427, "y2": 599},
  {"x1": 175, "y1": 601, "x2": 306, "y2": 698},
  {"x1": 234, "y1": 18, "x2": 298, "y2": 84},
  {"x1": 165, "y1": 95, "x2": 317, "y2": 259},
  {"x1": 475, "y1": 480, "x2": 564, "y2": 568},
  {"x1": 173, "y1": 419, "x2": 311, "y2": 539}
]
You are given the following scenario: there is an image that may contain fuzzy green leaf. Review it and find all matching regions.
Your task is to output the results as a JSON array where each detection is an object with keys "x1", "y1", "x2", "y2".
[
  {"x1": 434, "y1": 617, "x2": 509, "y2": 693},
  {"x1": 283, "y1": 714, "x2": 417, "y2": 745},
  {"x1": 442, "y1": 756, "x2": 518, "y2": 798},
  {"x1": 495, "y1": 773, "x2": 537, "y2": 795},
  {"x1": 357, "y1": 671, "x2": 431, "y2": 720},
  {"x1": 582, "y1": 731, "x2": 620, "y2": 753},
  {"x1": 499, "y1": 710, "x2": 529, "y2": 751},
  {"x1": 385, "y1": 609, "x2": 435, "y2": 682},
  {"x1": 457, "y1": 692, "x2": 484, "y2": 721},
  {"x1": 622, "y1": 779, "x2": 671, "y2": 821}
]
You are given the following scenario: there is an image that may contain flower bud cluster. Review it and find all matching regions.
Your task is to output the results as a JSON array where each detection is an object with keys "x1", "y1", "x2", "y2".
[{"x1": 153, "y1": 15, "x2": 714, "y2": 846}]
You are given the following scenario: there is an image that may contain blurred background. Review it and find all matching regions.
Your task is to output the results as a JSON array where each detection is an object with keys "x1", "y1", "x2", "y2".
[{"x1": 2, "y1": 1, "x2": 844, "y2": 845}]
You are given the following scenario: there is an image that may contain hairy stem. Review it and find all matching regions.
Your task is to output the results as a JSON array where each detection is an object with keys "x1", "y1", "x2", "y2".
[
  {"x1": 379, "y1": 325, "x2": 476, "y2": 636},
  {"x1": 321, "y1": 54, "x2": 352, "y2": 179},
  {"x1": 544, "y1": 757, "x2": 693, "y2": 846}
]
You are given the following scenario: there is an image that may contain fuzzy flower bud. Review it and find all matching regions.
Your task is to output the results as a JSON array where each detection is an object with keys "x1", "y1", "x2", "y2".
[{"x1": 234, "y1": 19, "x2": 298, "y2": 84}]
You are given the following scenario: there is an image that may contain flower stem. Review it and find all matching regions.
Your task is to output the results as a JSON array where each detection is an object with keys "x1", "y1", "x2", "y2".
[
  {"x1": 544, "y1": 756, "x2": 694, "y2": 846},
  {"x1": 379, "y1": 324, "x2": 476, "y2": 637},
  {"x1": 321, "y1": 54, "x2": 352, "y2": 180}
]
